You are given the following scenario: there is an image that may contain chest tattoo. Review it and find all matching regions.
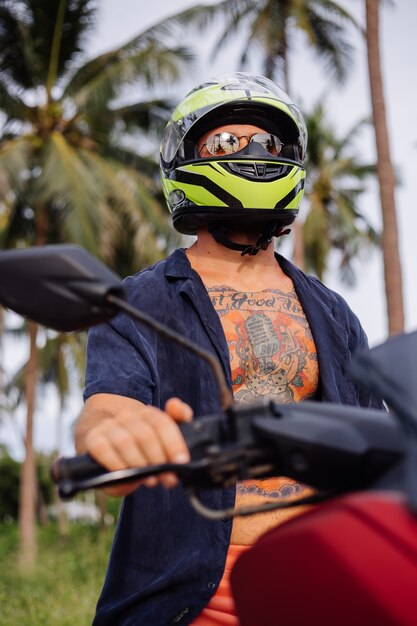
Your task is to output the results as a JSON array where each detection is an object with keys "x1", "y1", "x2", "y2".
[
  {"x1": 208, "y1": 285, "x2": 319, "y2": 405},
  {"x1": 207, "y1": 283, "x2": 320, "y2": 520}
]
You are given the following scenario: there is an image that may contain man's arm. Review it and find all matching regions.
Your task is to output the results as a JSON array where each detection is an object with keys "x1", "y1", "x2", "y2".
[{"x1": 75, "y1": 394, "x2": 193, "y2": 497}]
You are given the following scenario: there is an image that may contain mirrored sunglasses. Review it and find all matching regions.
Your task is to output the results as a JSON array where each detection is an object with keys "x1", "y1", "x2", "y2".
[{"x1": 201, "y1": 131, "x2": 283, "y2": 156}]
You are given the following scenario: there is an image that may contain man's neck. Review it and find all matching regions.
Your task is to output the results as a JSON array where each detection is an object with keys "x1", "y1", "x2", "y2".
[{"x1": 185, "y1": 229, "x2": 293, "y2": 292}]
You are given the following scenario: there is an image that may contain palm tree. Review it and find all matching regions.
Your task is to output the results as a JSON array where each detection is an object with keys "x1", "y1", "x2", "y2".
[
  {"x1": 0, "y1": 0, "x2": 192, "y2": 568},
  {"x1": 302, "y1": 102, "x2": 379, "y2": 283},
  {"x1": 163, "y1": 0, "x2": 356, "y2": 92},
  {"x1": 160, "y1": 0, "x2": 358, "y2": 266},
  {"x1": 365, "y1": 0, "x2": 404, "y2": 335}
]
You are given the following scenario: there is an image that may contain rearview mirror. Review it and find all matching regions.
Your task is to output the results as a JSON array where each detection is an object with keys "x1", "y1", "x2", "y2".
[{"x1": 0, "y1": 245, "x2": 123, "y2": 331}]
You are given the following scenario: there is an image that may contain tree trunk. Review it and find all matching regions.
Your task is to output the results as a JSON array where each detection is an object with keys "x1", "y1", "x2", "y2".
[
  {"x1": 18, "y1": 205, "x2": 48, "y2": 569},
  {"x1": 18, "y1": 320, "x2": 38, "y2": 570},
  {"x1": 365, "y1": 0, "x2": 404, "y2": 335},
  {"x1": 0, "y1": 306, "x2": 4, "y2": 417},
  {"x1": 55, "y1": 394, "x2": 68, "y2": 536}
]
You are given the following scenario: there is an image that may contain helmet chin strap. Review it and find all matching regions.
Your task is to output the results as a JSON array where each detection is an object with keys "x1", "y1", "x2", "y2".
[{"x1": 208, "y1": 222, "x2": 291, "y2": 256}]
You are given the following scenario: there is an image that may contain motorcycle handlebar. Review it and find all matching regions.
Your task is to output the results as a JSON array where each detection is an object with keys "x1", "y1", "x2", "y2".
[
  {"x1": 51, "y1": 411, "x2": 233, "y2": 490},
  {"x1": 51, "y1": 401, "x2": 406, "y2": 501}
]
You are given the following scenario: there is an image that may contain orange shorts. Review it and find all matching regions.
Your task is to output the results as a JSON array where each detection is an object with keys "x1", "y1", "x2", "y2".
[{"x1": 190, "y1": 544, "x2": 250, "y2": 626}]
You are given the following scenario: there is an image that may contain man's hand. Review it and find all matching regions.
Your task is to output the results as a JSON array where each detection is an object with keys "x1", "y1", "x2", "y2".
[{"x1": 75, "y1": 394, "x2": 193, "y2": 497}]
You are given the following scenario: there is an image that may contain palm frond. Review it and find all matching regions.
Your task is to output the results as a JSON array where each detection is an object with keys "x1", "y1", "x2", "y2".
[
  {"x1": 0, "y1": 79, "x2": 29, "y2": 123},
  {"x1": 303, "y1": 8, "x2": 354, "y2": 83},
  {"x1": 67, "y1": 44, "x2": 192, "y2": 117},
  {"x1": 303, "y1": 99, "x2": 379, "y2": 283},
  {"x1": 209, "y1": 1, "x2": 259, "y2": 60},
  {"x1": 0, "y1": 136, "x2": 33, "y2": 195},
  {"x1": 37, "y1": 334, "x2": 70, "y2": 398},
  {"x1": 34, "y1": 131, "x2": 104, "y2": 250},
  {"x1": 333, "y1": 116, "x2": 372, "y2": 156},
  {"x1": 0, "y1": 0, "x2": 97, "y2": 90},
  {"x1": 72, "y1": 149, "x2": 171, "y2": 267},
  {"x1": 105, "y1": 98, "x2": 174, "y2": 134},
  {"x1": 84, "y1": 97, "x2": 174, "y2": 143},
  {"x1": 63, "y1": 16, "x2": 194, "y2": 110},
  {"x1": 0, "y1": 196, "x2": 36, "y2": 247},
  {"x1": 155, "y1": 0, "x2": 252, "y2": 32},
  {"x1": 312, "y1": 0, "x2": 363, "y2": 32},
  {"x1": 99, "y1": 144, "x2": 159, "y2": 179},
  {"x1": 0, "y1": 3, "x2": 38, "y2": 91},
  {"x1": 304, "y1": 199, "x2": 331, "y2": 279}
]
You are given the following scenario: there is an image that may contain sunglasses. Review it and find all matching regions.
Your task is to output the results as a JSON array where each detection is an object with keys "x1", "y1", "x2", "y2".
[{"x1": 199, "y1": 131, "x2": 283, "y2": 156}]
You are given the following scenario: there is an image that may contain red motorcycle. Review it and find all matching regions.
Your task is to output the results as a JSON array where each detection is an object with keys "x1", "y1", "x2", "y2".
[{"x1": 1, "y1": 245, "x2": 416, "y2": 626}]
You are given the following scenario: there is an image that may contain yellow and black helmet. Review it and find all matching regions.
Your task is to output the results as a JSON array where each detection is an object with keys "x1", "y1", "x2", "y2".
[{"x1": 160, "y1": 72, "x2": 307, "y2": 239}]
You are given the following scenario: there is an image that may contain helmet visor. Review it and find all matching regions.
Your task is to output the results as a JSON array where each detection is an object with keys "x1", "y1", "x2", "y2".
[{"x1": 161, "y1": 74, "x2": 307, "y2": 164}]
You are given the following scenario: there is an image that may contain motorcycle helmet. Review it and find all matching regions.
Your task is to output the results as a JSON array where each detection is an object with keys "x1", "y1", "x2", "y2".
[{"x1": 160, "y1": 72, "x2": 307, "y2": 254}]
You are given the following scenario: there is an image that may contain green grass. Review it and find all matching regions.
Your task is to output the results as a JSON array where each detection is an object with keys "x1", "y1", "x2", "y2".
[{"x1": 0, "y1": 523, "x2": 115, "y2": 626}]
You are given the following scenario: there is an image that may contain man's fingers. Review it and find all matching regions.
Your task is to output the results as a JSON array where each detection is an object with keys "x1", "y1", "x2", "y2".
[
  {"x1": 136, "y1": 406, "x2": 191, "y2": 465},
  {"x1": 122, "y1": 411, "x2": 179, "y2": 464},
  {"x1": 85, "y1": 428, "x2": 129, "y2": 471},
  {"x1": 82, "y1": 399, "x2": 194, "y2": 491},
  {"x1": 109, "y1": 422, "x2": 151, "y2": 468},
  {"x1": 164, "y1": 397, "x2": 193, "y2": 422},
  {"x1": 86, "y1": 423, "x2": 172, "y2": 489}
]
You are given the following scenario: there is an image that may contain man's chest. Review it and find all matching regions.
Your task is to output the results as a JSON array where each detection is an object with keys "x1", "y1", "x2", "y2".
[
  {"x1": 207, "y1": 283, "x2": 320, "y2": 543},
  {"x1": 207, "y1": 285, "x2": 319, "y2": 405}
]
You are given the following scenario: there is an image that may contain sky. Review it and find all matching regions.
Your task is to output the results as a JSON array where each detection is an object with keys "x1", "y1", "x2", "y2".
[{"x1": 1, "y1": 0, "x2": 416, "y2": 459}]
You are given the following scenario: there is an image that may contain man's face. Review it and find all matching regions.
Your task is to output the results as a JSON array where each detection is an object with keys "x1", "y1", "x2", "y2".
[
  {"x1": 194, "y1": 123, "x2": 287, "y2": 242},
  {"x1": 196, "y1": 124, "x2": 282, "y2": 158}
]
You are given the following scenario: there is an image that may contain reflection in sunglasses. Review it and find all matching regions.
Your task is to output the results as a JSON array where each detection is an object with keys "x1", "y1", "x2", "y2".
[{"x1": 201, "y1": 132, "x2": 283, "y2": 156}]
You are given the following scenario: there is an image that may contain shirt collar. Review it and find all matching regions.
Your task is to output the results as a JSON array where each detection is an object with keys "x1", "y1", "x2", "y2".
[{"x1": 164, "y1": 248, "x2": 194, "y2": 279}]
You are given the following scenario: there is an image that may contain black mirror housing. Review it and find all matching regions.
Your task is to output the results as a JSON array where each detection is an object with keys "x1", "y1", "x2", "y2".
[{"x1": 0, "y1": 245, "x2": 124, "y2": 331}]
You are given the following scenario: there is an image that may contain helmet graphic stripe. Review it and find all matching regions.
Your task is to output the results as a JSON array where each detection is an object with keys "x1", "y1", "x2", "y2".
[
  {"x1": 275, "y1": 179, "x2": 305, "y2": 209},
  {"x1": 175, "y1": 169, "x2": 244, "y2": 207}
]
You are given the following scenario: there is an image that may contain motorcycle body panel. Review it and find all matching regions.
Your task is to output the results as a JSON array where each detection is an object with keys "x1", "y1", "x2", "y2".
[{"x1": 231, "y1": 492, "x2": 417, "y2": 626}]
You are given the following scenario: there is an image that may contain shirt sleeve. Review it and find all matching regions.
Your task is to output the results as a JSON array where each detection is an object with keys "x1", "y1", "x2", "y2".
[{"x1": 83, "y1": 315, "x2": 158, "y2": 406}]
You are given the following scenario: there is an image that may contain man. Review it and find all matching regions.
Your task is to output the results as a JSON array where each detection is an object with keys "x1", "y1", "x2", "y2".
[{"x1": 76, "y1": 72, "x2": 382, "y2": 625}]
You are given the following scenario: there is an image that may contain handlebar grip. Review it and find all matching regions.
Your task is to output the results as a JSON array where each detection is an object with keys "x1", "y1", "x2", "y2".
[
  {"x1": 51, "y1": 454, "x2": 107, "y2": 484},
  {"x1": 49, "y1": 423, "x2": 205, "y2": 485},
  {"x1": 51, "y1": 413, "x2": 227, "y2": 486}
]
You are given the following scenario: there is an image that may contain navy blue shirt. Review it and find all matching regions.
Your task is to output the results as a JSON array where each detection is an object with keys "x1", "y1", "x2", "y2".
[{"x1": 84, "y1": 249, "x2": 382, "y2": 625}]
